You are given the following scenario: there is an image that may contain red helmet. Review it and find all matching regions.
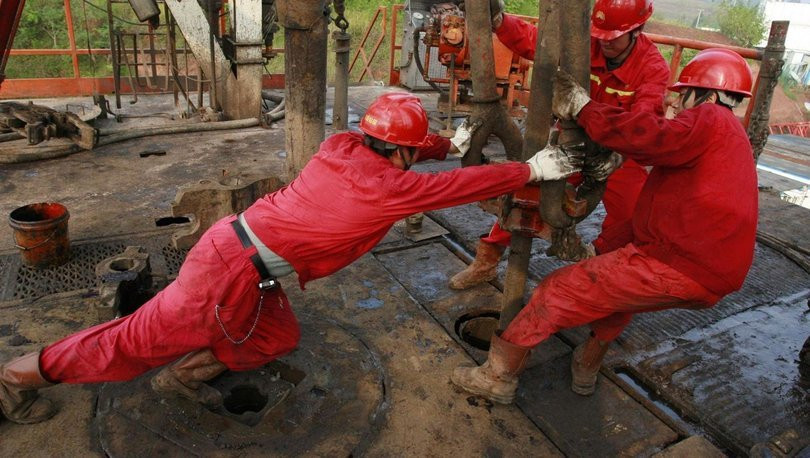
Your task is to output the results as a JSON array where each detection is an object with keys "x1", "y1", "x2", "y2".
[
  {"x1": 591, "y1": 0, "x2": 654, "y2": 41},
  {"x1": 669, "y1": 48, "x2": 753, "y2": 97},
  {"x1": 359, "y1": 93, "x2": 429, "y2": 147}
]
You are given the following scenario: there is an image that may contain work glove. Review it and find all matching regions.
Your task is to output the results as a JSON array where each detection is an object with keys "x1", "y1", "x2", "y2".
[
  {"x1": 583, "y1": 149, "x2": 624, "y2": 182},
  {"x1": 526, "y1": 145, "x2": 584, "y2": 181},
  {"x1": 552, "y1": 71, "x2": 591, "y2": 121},
  {"x1": 449, "y1": 118, "x2": 482, "y2": 158}
]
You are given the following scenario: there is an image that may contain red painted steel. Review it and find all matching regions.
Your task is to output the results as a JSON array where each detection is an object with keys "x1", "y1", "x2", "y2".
[
  {"x1": 645, "y1": 33, "x2": 763, "y2": 59},
  {"x1": 769, "y1": 122, "x2": 810, "y2": 137},
  {"x1": 0, "y1": 0, "x2": 26, "y2": 86},
  {"x1": 0, "y1": 74, "x2": 284, "y2": 98}
]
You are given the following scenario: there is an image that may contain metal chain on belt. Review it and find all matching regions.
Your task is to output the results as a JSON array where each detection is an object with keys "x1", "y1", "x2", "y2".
[
  {"x1": 215, "y1": 290, "x2": 282, "y2": 345},
  {"x1": 332, "y1": 0, "x2": 349, "y2": 32}
]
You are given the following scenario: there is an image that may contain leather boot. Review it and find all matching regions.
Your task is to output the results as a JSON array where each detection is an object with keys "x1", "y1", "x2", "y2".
[
  {"x1": 0, "y1": 352, "x2": 58, "y2": 424},
  {"x1": 448, "y1": 240, "x2": 506, "y2": 290},
  {"x1": 570, "y1": 336, "x2": 610, "y2": 396},
  {"x1": 451, "y1": 332, "x2": 531, "y2": 404},
  {"x1": 151, "y1": 349, "x2": 227, "y2": 408}
]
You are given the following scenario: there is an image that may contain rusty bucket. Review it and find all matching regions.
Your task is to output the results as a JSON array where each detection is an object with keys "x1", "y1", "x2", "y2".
[{"x1": 8, "y1": 202, "x2": 71, "y2": 268}]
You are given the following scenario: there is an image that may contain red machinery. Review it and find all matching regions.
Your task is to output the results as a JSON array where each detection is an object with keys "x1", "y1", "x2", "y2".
[
  {"x1": 416, "y1": 3, "x2": 531, "y2": 116},
  {"x1": 0, "y1": 0, "x2": 26, "y2": 89}
]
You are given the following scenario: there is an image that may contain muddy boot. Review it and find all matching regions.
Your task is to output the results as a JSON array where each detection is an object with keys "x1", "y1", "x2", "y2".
[
  {"x1": 0, "y1": 352, "x2": 58, "y2": 424},
  {"x1": 570, "y1": 336, "x2": 610, "y2": 396},
  {"x1": 151, "y1": 349, "x2": 227, "y2": 408},
  {"x1": 448, "y1": 241, "x2": 506, "y2": 290},
  {"x1": 451, "y1": 332, "x2": 531, "y2": 404}
]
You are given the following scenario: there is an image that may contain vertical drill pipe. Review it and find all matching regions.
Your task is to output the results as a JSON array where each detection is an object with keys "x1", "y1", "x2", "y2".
[
  {"x1": 333, "y1": 31, "x2": 350, "y2": 131},
  {"x1": 539, "y1": 0, "x2": 591, "y2": 230},
  {"x1": 106, "y1": 0, "x2": 121, "y2": 108},
  {"x1": 498, "y1": 0, "x2": 560, "y2": 331},
  {"x1": 461, "y1": 0, "x2": 523, "y2": 167},
  {"x1": 281, "y1": 0, "x2": 328, "y2": 177},
  {"x1": 207, "y1": 0, "x2": 218, "y2": 110},
  {"x1": 746, "y1": 20, "x2": 788, "y2": 162}
]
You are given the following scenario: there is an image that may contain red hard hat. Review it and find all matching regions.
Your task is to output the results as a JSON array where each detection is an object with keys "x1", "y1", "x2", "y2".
[
  {"x1": 359, "y1": 93, "x2": 429, "y2": 147},
  {"x1": 669, "y1": 48, "x2": 753, "y2": 97},
  {"x1": 591, "y1": 0, "x2": 654, "y2": 41}
]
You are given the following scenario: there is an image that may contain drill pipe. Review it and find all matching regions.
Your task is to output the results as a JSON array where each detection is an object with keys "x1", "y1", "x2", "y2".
[
  {"x1": 460, "y1": 0, "x2": 523, "y2": 168},
  {"x1": 277, "y1": 0, "x2": 328, "y2": 178},
  {"x1": 497, "y1": 0, "x2": 561, "y2": 330},
  {"x1": 541, "y1": 0, "x2": 606, "y2": 261}
]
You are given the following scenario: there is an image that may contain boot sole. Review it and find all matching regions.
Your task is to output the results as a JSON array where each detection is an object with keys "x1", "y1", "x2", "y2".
[
  {"x1": 448, "y1": 273, "x2": 497, "y2": 291},
  {"x1": 151, "y1": 376, "x2": 223, "y2": 408},
  {"x1": 450, "y1": 375, "x2": 515, "y2": 404},
  {"x1": 0, "y1": 404, "x2": 57, "y2": 424}
]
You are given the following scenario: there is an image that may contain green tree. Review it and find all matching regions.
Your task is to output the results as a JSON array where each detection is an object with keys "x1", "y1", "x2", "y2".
[{"x1": 717, "y1": 1, "x2": 766, "y2": 48}]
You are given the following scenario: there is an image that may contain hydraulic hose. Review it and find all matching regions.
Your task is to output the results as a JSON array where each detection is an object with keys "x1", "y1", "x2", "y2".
[{"x1": 413, "y1": 27, "x2": 447, "y2": 94}]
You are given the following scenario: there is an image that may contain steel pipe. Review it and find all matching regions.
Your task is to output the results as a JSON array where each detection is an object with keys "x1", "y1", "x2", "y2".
[
  {"x1": 277, "y1": 0, "x2": 328, "y2": 178},
  {"x1": 332, "y1": 30, "x2": 350, "y2": 131}
]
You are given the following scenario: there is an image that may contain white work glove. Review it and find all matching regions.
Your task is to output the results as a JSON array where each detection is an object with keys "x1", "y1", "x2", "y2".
[
  {"x1": 449, "y1": 118, "x2": 481, "y2": 158},
  {"x1": 552, "y1": 71, "x2": 591, "y2": 121},
  {"x1": 584, "y1": 150, "x2": 624, "y2": 182},
  {"x1": 525, "y1": 145, "x2": 584, "y2": 181}
]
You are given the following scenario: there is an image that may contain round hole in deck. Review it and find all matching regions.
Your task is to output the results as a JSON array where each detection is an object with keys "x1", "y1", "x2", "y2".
[
  {"x1": 224, "y1": 384, "x2": 268, "y2": 415},
  {"x1": 109, "y1": 259, "x2": 135, "y2": 271},
  {"x1": 455, "y1": 311, "x2": 500, "y2": 351}
]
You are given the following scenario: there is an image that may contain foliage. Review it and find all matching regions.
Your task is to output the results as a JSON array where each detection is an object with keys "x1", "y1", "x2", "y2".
[
  {"x1": 5, "y1": 0, "x2": 142, "y2": 78},
  {"x1": 717, "y1": 0, "x2": 766, "y2": 47}
]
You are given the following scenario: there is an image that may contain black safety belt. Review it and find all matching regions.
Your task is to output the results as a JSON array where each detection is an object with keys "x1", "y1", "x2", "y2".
[{"x1": 231, "y1": 218, "x2": 279, "y2": 290}]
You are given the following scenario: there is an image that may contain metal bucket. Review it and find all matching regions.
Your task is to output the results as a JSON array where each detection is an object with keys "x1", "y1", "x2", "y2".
[{"x1": 8, "y1": 202, "x2": 71, "y2": 268}]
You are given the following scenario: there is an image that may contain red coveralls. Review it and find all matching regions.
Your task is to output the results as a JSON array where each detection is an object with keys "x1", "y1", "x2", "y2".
[
  {"x1": 40, "y1": 133, "x2": 531, "y2": 382},
  {"x1": 503, "y1": 102, "x2": 758, "y2": 345},
  {"x1": 483, "y1": 14, "x2": 670, "y2": 253}
]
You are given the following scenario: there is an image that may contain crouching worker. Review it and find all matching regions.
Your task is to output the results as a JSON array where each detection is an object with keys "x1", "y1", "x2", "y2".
[
  {"x1": 0, "y1": 92, "x2": 584, "y2": 424},
  {"x1": 451, "y1": 49, "x2": 758, "y2": 404}
]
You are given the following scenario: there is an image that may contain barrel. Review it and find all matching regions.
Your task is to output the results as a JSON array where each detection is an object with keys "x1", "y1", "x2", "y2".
[{"x1": 8, "y1": 202, "x2": 70, "y2": 268}]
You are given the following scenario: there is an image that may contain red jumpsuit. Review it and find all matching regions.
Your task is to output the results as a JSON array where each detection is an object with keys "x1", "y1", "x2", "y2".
[
  {"x1": 483, "y1": 14, "x2": 670, "y2": 253},
  {"x1": 503, "y1": 101, "x2": 758, "y2": 345},
  {"x1": 40, "y1": 132, "x2": 531, "y2": 382}
]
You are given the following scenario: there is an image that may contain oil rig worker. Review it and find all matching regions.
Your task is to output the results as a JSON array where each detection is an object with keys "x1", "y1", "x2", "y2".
[
  {"x1": 450, "y1": 49, "x2": 758, "y2": 404},
  {"x1": 0, "y1": 92, "x2": 586, "y2": 424},
  {"x1": 449, "y1": 0, "x2": 670, "y2": 290}
]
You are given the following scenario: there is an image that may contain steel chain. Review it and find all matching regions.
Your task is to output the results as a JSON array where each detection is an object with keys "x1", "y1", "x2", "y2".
[{"x1": 333, "y1": 0, "x2": 349, "y2": 32}]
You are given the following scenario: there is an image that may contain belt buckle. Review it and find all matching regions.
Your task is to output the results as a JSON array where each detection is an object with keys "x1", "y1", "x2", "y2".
[{"x1": 258, "y1": 278, "x2": 278, "y2": 290}]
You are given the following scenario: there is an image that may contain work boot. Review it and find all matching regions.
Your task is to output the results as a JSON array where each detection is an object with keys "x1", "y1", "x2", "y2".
[
  {"x1": 451, "y1": 332, "x2": 531, "y2": 404},
  {"x1": 151, "y1": 349, "x2": 227, "y2": 408},
  {"x1": 0, "y1": 352, "x2": 58, "y2": 424},
  {"x1": 448, "y1": 240, "x2": 506, "y2": 290},
  {"x1": 570, "y1": 336, "x2": 611, "y2": 396}
]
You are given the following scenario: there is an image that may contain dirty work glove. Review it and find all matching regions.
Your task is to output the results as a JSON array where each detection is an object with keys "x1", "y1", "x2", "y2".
[
  {"x1": 526, "y1": 145, "x2": 584, "y2": 181},
  {"x1": 583, "y1": 150, "x2": 624, "y2": 182},
  {"x1": 552, "y1": 71, "x2": 591, "y2": 121},
  {"x1": 449, "y1": 118, "x2": 482, "y2": 158}
]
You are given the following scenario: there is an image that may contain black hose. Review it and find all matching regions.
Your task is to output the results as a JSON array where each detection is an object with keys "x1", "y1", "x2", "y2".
[{"x1": 413, "y1": 27, "x2": 447, "y2": 94}]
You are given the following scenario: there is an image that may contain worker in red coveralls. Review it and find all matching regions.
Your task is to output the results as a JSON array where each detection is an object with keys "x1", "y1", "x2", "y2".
[
  {"x1": 451, "y1": 48, "x2": 758, "y2": 404},
  {"x1": 0, "y1": 92, "x2": 587, "y2": 424},
  {"x1": 449, "y1": 0, "x2": 671, "y2": 289}
]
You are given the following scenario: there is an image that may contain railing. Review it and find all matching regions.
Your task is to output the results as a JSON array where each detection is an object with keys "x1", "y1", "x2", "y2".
[
  {"x1": 0, "y1": 0, "x2": 285, "y2": 99},
  {"x1": 770, "y1": 122, "x2": 810, "y2": 137}
]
